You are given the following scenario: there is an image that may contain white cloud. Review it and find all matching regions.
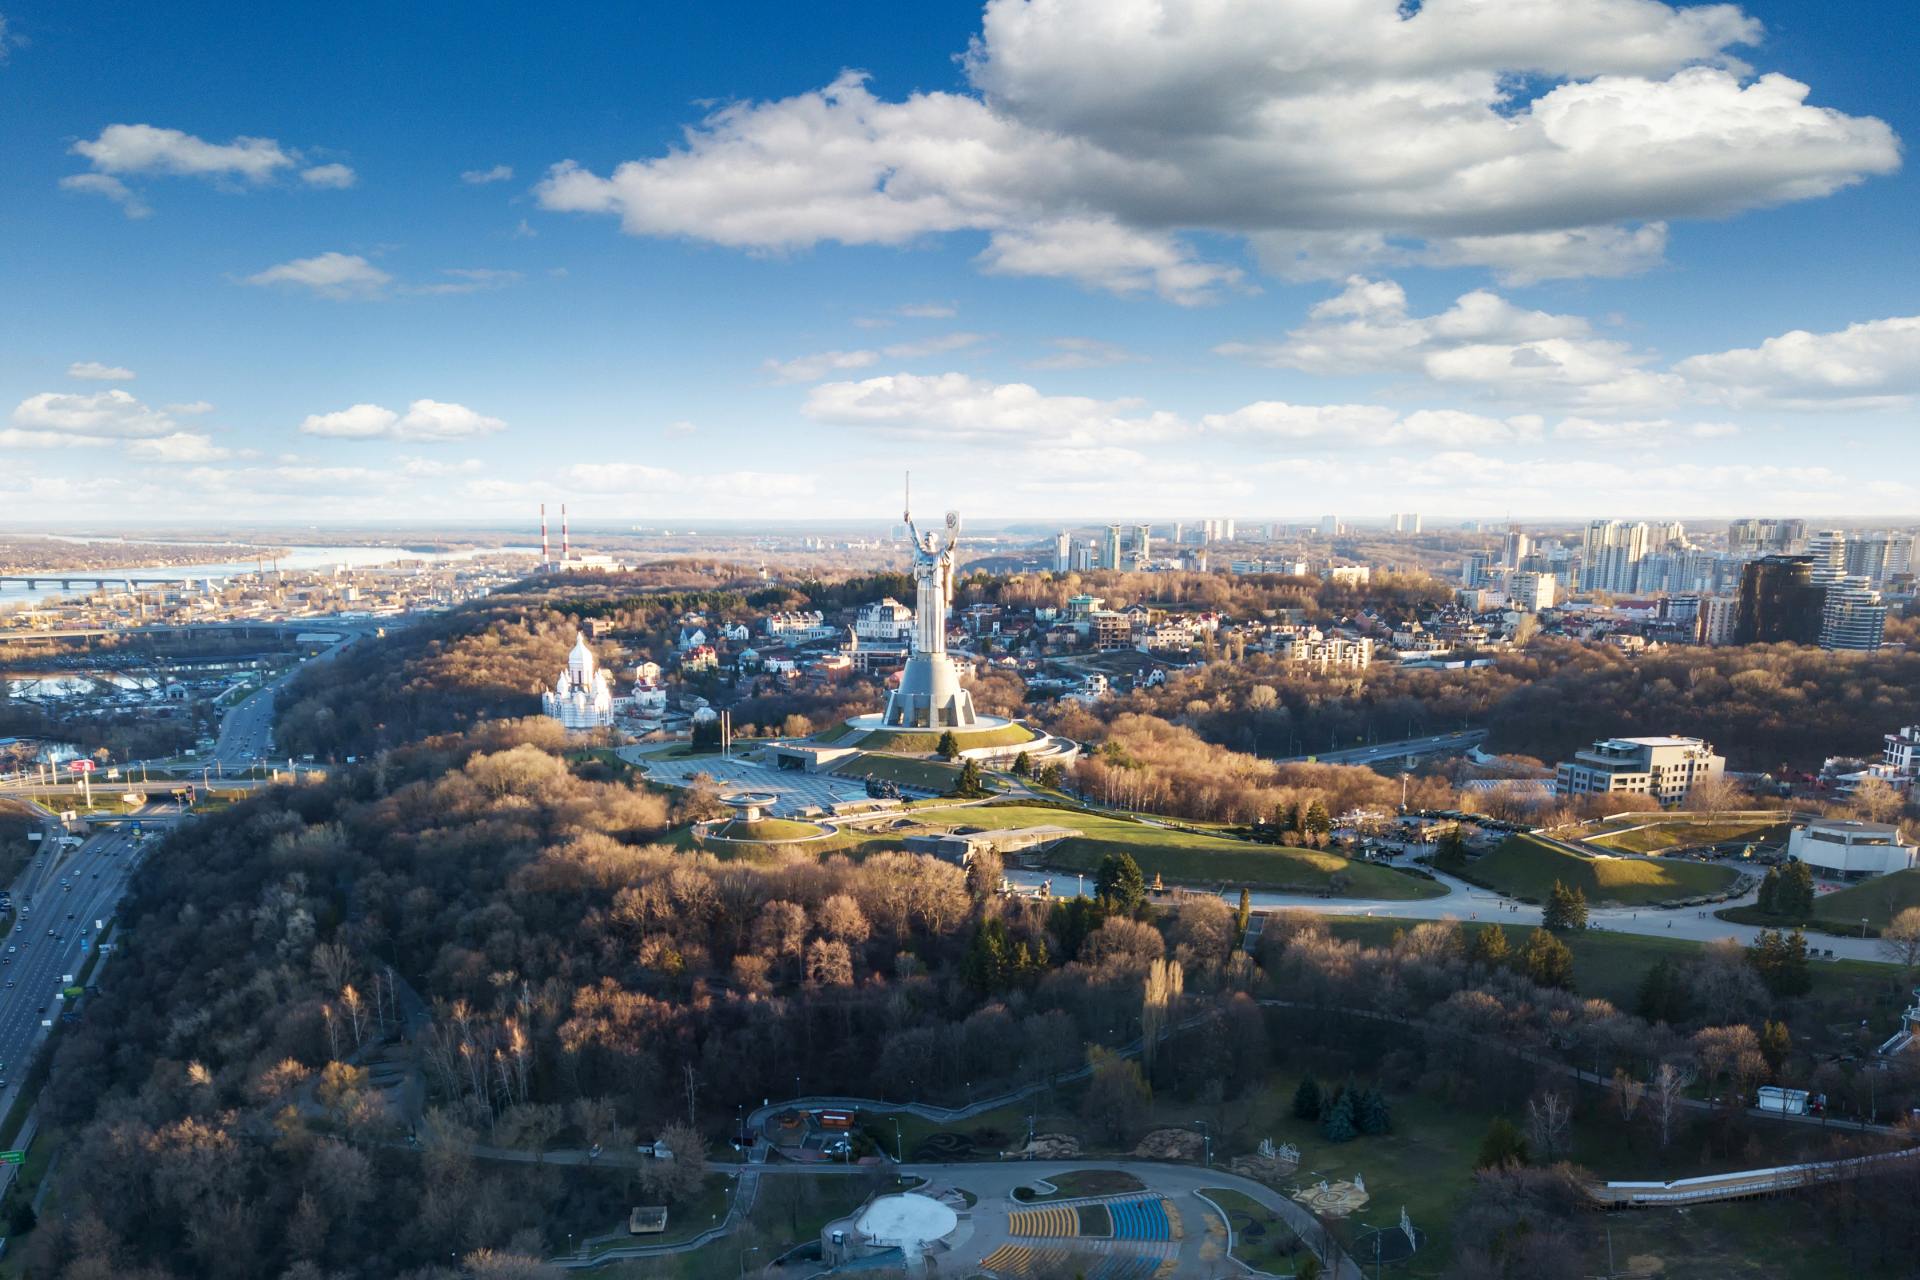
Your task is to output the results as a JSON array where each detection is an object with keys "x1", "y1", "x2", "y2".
[
  {"x1": 300, "y1": 163, "x2": 357, "y2": 189},
  {"x1": 126, "y1": 432, "x2": 229, "y2": 462},
  {"x1": 63, "y1": 124, "x2": 352, "y2": 213},
  {"x1": 410, "y1": 267, "x2": 524, "y2": 296},
  {"x1": 1028, "y1": 337, "x2": 1145, "y2": 370},
  {"x1": 976, "y1": 219, "x2": 1246, "y2": 305},
  {"x1": 11, "y1": 389, "x2": 174, "y2": 437},
  {"x1": 72, "y1": 124, "x2": 293, "y2": 181},
  {"x1": 245, "y1": 252, "x2": 392, "y2": 300},
  {"x1": 803, "y1": 371, "x2": 1182, "y2": 444},
  {"x1": 535, "y1": 2, "x2": 1899, "y2": 291},
  {"x1": 59, "y1": 173, "x2": 151, "y2": 219},
  {"x1": 880, "y1": 332, "x2": 986, "y2": 359},
  {"x1": 558, "y1": 464, "x2": 817, "y2": 503},
  {"x1": 1219, "y1": 275, "x2": 1679, "y2": 408},
  {"x1": 764, "y1": 349, "x2": 881, "y2": 384},
  {"x1": 1554, "y1": 417, "x2": 1739, "y2": 440},
  {"x1": 400, "y1": 456, "x2": 487, "y2": 477},
  {"x1": 1203, "y1": 402, "x2": 1542, "y2": 448},
  {"x1": 165, "y1": 400, "x2": 215, "y2": 415},
  {"x1": 1676, "y1": 315, "x2": 1920, "y2": 409},
  {"x1": 4, "y1": 390, "x2": 222, "y2": 464},
  {"x1": 896, "y1": 303, "x2": 955, "y2": 319},
  {"x1": 67, "y1": 361, "x2": 135, "y2": 381},
  {"x1": 299, "y1": 399, "x2": 506, "y2": 442},
  {"x1": 462, "y1": 164, "x2": 515, "y2": 184}
]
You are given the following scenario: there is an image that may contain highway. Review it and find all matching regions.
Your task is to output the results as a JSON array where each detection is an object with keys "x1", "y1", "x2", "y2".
[
  {"x1": 1276, "y1": 728, "x2": 1488, "y2": 765},
  {"x1": 0, "y1": 816, "x2": 156, "y2": 1119},
  {"x1": 0, "y1": 627, "x2": 361, "y2": 1171}
]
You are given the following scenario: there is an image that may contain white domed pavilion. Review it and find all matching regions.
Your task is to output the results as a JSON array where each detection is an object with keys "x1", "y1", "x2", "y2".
[{"x1": 543, "y1": 633, "x2": 616, "y2": 729}]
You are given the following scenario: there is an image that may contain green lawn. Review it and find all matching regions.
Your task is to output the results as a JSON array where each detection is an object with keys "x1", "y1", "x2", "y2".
[
  {"x1": 709, "y1": 817, "x2": 827, "y2": 842},
  {"x1": 830, "y1": 752, "x2": 968, "y2": 793},
  {"x1": 1470, "y1": 834, "x2": 1740, "y2": 905},
  {"x1": 909, "y1": 802, "x2": 1444, "y2": 900},
  {"x1": 1325, "y1": 916, "x2": 1903, "y2": 1015},
  {"x1": 1811, "y1": 870, "x2": 1920, "y2": 931},
  {"x1": 1584, "y1": 816, "x2": 1789, "y2": 855},
  {"x1": 1201, "y1": 1187, "x2": 1305, "y2": 1275},
  {"x1": 1015, "y1": 1169, "x2": 1144, "y2": 1201},
  {"x1": 849, "y1": 722, "x2": 1038, "y2": 754}
]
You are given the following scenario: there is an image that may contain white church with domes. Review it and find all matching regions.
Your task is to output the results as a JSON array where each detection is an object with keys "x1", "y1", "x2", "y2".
[{"x1": 543, "y1": 633, "x2": 617, "y2": 730}]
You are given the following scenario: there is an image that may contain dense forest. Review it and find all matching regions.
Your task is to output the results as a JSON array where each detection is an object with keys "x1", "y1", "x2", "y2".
[
  {"x1": 31, "y1": 715, "x2": 1920, "y2": 1276},
  {"x1": 22, "y1": 582, "x2": 1920, "y2": 1278},
  {"x1": 1084, "y1": 638, "x2": 1920, "y2": 772}
]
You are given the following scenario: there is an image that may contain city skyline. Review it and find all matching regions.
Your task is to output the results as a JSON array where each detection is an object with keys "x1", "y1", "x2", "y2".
[{"x1": 3, "y1": 0, "x2": 1919, "y2": 522}]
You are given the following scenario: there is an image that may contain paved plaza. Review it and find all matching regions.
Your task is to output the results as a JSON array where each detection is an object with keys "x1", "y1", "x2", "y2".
[{"x1": 618, "y1": 747, "x2": 873, "y2": 817}]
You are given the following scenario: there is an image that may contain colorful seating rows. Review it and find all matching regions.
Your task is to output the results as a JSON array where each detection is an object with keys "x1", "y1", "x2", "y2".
[
  {"x1": 978, "y1": 1245, "x2": 1173, "y2": 1279},
  {"x1": 1109, "y1": 1197, "x2": 1175, "y2": 1241}
]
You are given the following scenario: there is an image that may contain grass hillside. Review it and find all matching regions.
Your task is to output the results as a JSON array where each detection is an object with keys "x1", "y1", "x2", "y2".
[
  {"x1": 1472, "y1": 834, "x2": 1741, "y2": 905},
  {"x1": 1584, "y1": 815, "x2": 1790, "y2": 855},
  {"x1": 910, "y1": 801, "x2": 1444, "y2": 900},
  {"x1": 1812, "y1": 870, "x2": 1920, "y2": 931},
  {"x1": 830, "y1": 752, "x2": 966, "y2": 792},
  {"x1": 850, "y1": 722, "x2": 1038, "y2": 754}
]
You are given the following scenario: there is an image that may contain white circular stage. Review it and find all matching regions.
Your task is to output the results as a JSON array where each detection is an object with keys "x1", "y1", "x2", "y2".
[{"x1": 856, "y1": 1193, "x2": 958, "y2": 1254}]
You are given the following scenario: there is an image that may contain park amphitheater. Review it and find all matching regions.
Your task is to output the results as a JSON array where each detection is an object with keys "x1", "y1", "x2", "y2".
[{"x1": 979, "y1": 1195, "x2": 1185, "y2": 1279}]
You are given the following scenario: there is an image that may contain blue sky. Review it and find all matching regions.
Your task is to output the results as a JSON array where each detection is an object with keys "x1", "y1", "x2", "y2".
[{"x1": 1, "y1": 0, "x2": 1915, "y2": 525}]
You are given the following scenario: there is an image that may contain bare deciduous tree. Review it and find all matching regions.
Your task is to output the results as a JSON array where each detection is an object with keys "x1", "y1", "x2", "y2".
[{"x1": 1650, "y1": 1061, "x2": 1695, "y2": 1150}]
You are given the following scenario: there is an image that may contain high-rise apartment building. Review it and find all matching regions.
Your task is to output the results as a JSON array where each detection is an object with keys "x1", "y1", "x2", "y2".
[
  {"x1": 1734, "y1": 554, "x2": 1824, "y2": 644},
  {"x1": 1845, "y1": 531, "x2": 1914, "y2": 589},
  {"x1": 1502, "y1": 527, "x2": 1532, "y2": 568},
  {"x1": 1389, "y1": 512, "x2": 1422, "y2": 534},
  {"x1": 1462, "y1": 552, "x2": 1494, "y2": 587},
  {"x1": 1052, "y1": 530, "x2": 1072, "y2": 573},
  {"x1": 1697, "y1": 595, "x2": 1739, "y2": 645},
  {"x1": 1820, "y1": 576, "x2": 1887, "y2": 652},
  {"x1": 1103, "y1": 524, "x2": 1124, "y2": 571},
  {"x1": 1319, "y1": 515, "x2": 1340, "y2": 537},
  {"x1": 1131, "y1": 523, "x2": 1152, "y2": 568},
  {"x1": 1806, "y1": 529, "x2": 1849, "y2": 586},
  {"x1": 1581, "y1": 519, "x2": 1652, "y2": 594},
  {"x1": 1508, "y1": 571, "x2": 1556, "y2": 612},
  {"x1": 1727, "y1": 518, "x2": 1806, "y2": 555}
]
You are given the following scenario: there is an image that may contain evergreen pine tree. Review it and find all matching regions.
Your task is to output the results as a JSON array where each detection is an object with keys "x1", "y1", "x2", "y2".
[
  {"x1": 1303, "y1": 799, "x2": 1332, "y2": 836},
  {"x1": 935, "y1": 730, "x2": 960, "y2": 760},
  {"x1": 1357, "y1": 1088, "x2": 1392, "y2": 1135},
  {"x1": 1038, "y1": 763, "x2": 1064, "y2": 790},
  {"x1": 1468, "y1": 924, "x2": 1511, "y2": 968},
  {"x1": 1236, "y1": 888, "x2": 1253, "y2": 941},
  {"x1": 1522, "y1": 927, "x2": 1576, "y2": 990},
  {"x1": 1543, "y1": 880, "x2": 1588, "y2": 932},
  {"x1": 1096, "y1": 853, "x2": 1148, "y2": 913},
  {"x1": 1011, "y1": 751, "x2": 1032, "y2": 778},
  {"x1": 952, "y1": 758, "x2": 988, "y2": 798},
  {"x1": 1320, "y1": 1088, "x2": 1358, "y2": 1143},
  {"x1": 1292, "y1": 1075, "x2": 1322, "y2": 1120},
  {"x1": 1778, "y1": 862, "x2": 1816, "y2": 919},
  {"x1": 1757, "y1": 866, "x2": 1781, "y2": 915},
  {"x1": 1636, "y1": 957, "x2": 1689, "y2": 1023},
  {"x1": 1475, "y1": 1117, "x2": 1528, "y2": 1168}
]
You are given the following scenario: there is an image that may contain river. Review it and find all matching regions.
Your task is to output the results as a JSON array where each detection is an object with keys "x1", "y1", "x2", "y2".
[{"x1": 0, "y1": 544, "x2": 537, "y2": 606}]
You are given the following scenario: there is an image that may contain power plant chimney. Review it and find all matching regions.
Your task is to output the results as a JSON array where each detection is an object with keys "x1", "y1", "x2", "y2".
[
  {"x1": 561, "y1": 504, "x2": 570, "y2": 561},
  {"x1": 540, "y1": 503, "x2": 550, "y2": 566}
]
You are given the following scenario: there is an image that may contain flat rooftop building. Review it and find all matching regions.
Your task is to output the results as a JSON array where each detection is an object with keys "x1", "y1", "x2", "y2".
[
  {"x1": 1555, "y1": 735, "x2": 1726, "y2": 807},
  {"x1": 1789, "y1": 818, "x2": 1915, "y2": 881}
]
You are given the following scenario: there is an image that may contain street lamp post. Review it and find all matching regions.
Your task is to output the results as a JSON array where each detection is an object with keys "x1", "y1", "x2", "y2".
[
  {"x1": 893, "y1": 1117, "x2": 902, "y2": 1163},
  {"x1": 741, "y1": 1244, "x2": 762, "y2": 1277},
  {"x1": 1192, "y1": 1120, "x2": 1211, "y2": 1168}
]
